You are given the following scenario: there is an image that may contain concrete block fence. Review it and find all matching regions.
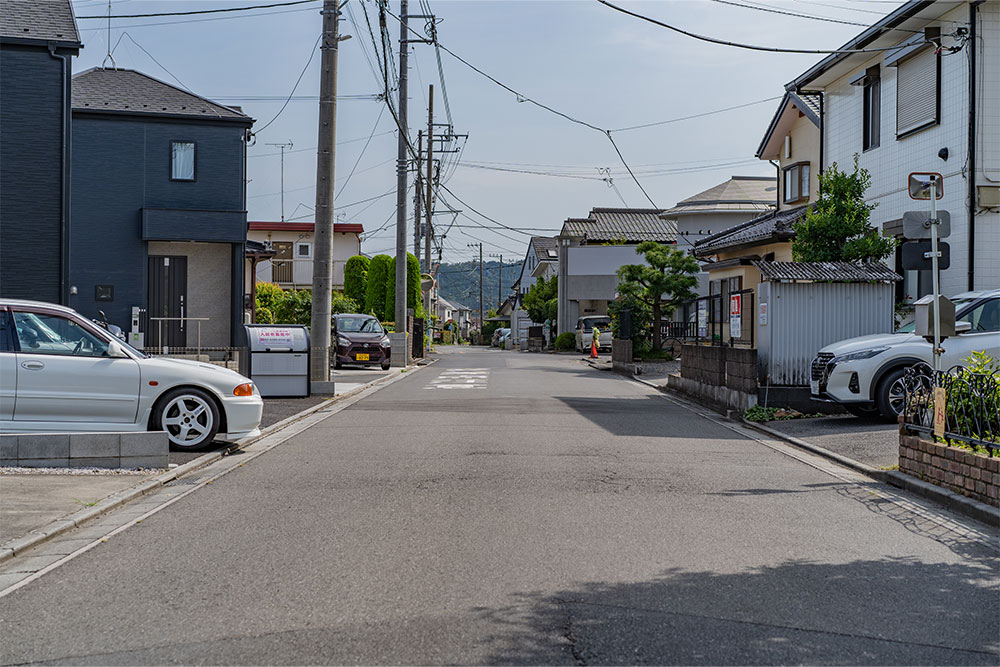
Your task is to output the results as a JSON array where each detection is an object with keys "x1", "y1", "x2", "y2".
[
  {"x1": 899, "y1": 433, "x2": 999, "y2": 507},
  {"x1": 0, "y1": 431, "x2": 168, "y2": 469}
]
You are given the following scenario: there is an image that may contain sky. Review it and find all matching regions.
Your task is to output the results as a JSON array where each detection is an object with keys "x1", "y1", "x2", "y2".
[{"x1": 68, "y1": 0, "x2": 907, "y2": 266}]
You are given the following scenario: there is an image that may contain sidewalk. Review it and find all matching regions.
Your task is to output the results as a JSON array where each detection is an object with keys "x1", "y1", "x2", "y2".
[{"x1": 0, "y1": 362, "x2": 428, "y2": 557}]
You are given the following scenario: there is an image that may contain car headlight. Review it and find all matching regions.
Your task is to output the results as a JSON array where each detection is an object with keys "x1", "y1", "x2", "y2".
[
  {"x1": 337, "y1": 336, "x2": 350, "y2": 347},
  {"x1": 380, "y1": 336, "x2": 391, "y2": 348},
  {"x1": 831, "y1": 346, "x2": 889, "y2": 364}
]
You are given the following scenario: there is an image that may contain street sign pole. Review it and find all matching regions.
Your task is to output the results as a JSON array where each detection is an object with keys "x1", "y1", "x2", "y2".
[{"x1": 929, "y1": 177, "x2": 941, "y2": 374}]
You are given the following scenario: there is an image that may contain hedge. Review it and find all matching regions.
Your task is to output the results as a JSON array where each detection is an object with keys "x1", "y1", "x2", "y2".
[
  {"x1": 344, "y1": 255, "x2": 370, "y2": 312},
  {"x1": 365, "y1": 254, "x2": 392, "y2": 320}
]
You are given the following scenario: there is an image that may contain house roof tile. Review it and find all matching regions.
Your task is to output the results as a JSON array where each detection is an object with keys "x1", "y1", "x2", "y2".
[
  {"x1": 0, "y1": 0, "x2": 80, "y2": 46},
  {"x1": 693, "y1": 205, "x2": 807, "y2": 257},
  {"x1": 72, "y1": 68, "x2": 251, "y2": 122},
  {"x1": 659, "y1": 176, "x2": 777, "y2": 216},
  {"x1": 752, "y1": 260, "x2": 901, "y2": 283},
  {"x1": 562, "y1": 209, "x2": 676, "y2": 243},
  {"x1": 531, "y1": 236, "x2": 559, "y2": 262}
]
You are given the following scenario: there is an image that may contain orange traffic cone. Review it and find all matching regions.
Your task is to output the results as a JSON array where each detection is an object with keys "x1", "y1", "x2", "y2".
[{"x1": 590, "y1": 336, "x2": 599, "y2": 359}]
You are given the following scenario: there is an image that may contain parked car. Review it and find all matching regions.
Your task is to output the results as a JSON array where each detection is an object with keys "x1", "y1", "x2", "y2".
[
  {"x1": 491, "y1": 327, "x2": 510, "y2": 347},
  {"x1": 810, "y1": 290, "x2": 1000, "y2": 419},
  {"x1": 333, "y1": 313, "x2": 391, "y2": 370},
  {"x1": 575, "y1": 316, "x2": 612, "y2": 352},
  {"x1": 0, "y1": 299, "x2": 262, "y2": 450}
]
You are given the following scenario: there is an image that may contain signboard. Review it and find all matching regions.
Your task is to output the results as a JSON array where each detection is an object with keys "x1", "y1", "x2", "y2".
[
  {"x1": 729, "y1": 294, "x2": 742, "y2": 339},
  {"x1": 697, "y1": 300, "x2": 708, "y2": 338},
  {"x1": 908, "y1": 172, "x2": 944, "y2": 200},
  {"x1": 901, "y1": 240, "x2": 951, "y2": 271},
  {"x1": 254, "y1": 327, "x2": 295, "y2": 347},
  {"x1": 902, "y1": 210, "x2": 950, "y2": 239},
  {"x1": 933, "y1": 387, "x2": 947, "y2": 437},
  {"x1": 758, "y1": 302, "x2": 768, "y2": 327}
]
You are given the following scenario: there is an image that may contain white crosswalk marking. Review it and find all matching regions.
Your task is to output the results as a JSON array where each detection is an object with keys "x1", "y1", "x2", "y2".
[{"x1": 427, "y1": 368, "x2": 489, "y2": 390}]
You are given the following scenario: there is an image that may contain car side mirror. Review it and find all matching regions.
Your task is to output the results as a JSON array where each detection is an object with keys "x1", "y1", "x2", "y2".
[
  {"x1": 107, "y1": 340, "x2": 129, "y2": 358},
  {"x1": 955, "y1": 320, "x2": 972, "y2": 334}
]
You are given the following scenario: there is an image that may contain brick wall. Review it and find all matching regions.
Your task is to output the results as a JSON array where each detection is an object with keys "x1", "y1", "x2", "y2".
[
  {"x1": 681, "y1": 344, "x2": 757, "y2": 393},
  {"x1": 899, "y1": 433, "x2": 999, "y2": 507}
]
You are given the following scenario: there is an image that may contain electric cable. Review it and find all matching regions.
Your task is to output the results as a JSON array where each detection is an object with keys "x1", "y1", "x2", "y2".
[
  {"x1": 710, "y1": 0, "x2": 920, "y2": 32},
  {"x1": 596, "y1": 0, "x2": 934, "y2": 54},
  {"x1": 253, "y1": 32, "x2": 322, "y2": 135},
  {"x1": 335, "y1": 104, "x2": 387, "y2": 198},
  {"x1": 77, "y1": 0, "x2": 319, "y2": 19}
]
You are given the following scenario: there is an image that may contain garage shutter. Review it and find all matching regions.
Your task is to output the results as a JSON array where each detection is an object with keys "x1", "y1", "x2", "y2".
[{"x1": 896, "y1": 46, "x2": 938, "y2": 136}]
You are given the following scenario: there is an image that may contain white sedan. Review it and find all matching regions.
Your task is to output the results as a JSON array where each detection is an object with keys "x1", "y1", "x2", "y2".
[{"x1": 1, "y1": 299, "x2": 263, "y2": 449}]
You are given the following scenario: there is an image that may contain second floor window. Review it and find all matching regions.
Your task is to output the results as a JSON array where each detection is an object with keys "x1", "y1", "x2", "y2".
[
  {"x1": 783, "y1": 162, "x2": 810, "y2": 203},
  {"x1": 171, "y1": 141, "x2": 196, "y2": 181},
  {"x1": 895, "y1": 46, "x2": 939, "y2": 137},
  {"x1": 862, "y1": 67, "x2": 881, "y2": 151}
]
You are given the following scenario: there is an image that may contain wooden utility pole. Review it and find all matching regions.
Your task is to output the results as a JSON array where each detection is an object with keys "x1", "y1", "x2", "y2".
[
  {"x1": 393, "y1": 0, "x2": 409, "y2": 339},
  {"x1": 309, "y1": 0, "x2": 343, "y2": 391}
]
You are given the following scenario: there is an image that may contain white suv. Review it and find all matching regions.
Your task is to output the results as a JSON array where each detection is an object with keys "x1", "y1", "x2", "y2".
[{"x1": 810, "y1": 290, "x2": 1000, "y2": 419}]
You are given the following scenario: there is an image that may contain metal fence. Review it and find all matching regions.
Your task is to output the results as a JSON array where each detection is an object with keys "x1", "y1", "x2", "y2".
[
  {"x1": 662, "y1": 289, "x2": 754, "y2": 348},
  {"x1": 901, "y1": 363, "x2": 1000, "y2": 455},
  {"x1": 140, "y1": 346, "x2": 245, "y2": 373}
]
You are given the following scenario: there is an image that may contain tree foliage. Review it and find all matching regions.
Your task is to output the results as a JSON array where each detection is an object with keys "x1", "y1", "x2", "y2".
[
  {"x1": 344, "y1": 255, "x2": 370, "y2": 312},
  {"x1": 365, "y1": 254, "x2": 392, "y2": 320},
  {"x1": 792, "y1": 155, "x2": 895, "y2": 263},
  {"x1": 616, "y1": 241, "x2": 699, "y2": 350},
  {"x1": 253, "y1": 283, "x2": 357, "y2": 323},
  {"x1": 523, "y1": 275, "x2": 558, "y2": 325},
  {"x1": 406, "y1": 252, "x2": 423, "y2": 318}
]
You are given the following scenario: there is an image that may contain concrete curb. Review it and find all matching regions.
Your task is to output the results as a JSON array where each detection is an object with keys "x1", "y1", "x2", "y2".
[
  {"x1": 0, "y1": 360, "x2": 436, "y2": 565},
  {"x1": 630, "y1": 374, "x2": 1000, "y2": 527}
]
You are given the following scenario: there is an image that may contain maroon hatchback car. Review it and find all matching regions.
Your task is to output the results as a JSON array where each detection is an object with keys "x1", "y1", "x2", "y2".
[{"x1": 333, "y1": 314, "x2": 391, "y2": 370}]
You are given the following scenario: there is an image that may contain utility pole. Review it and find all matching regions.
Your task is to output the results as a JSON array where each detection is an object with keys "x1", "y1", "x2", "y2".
[
  {"x1": 424, "y1": 85, "x2": 434, "y2": 277},
  {"x1": 413, "y1": 129, "x2": 422, "y2": 258},
  {"x1": 392, "y1": 0, "x2": 409, "y2": 363},
  {"x1": 489, "y1": 253, "x2": 503, "y2": 308},
  {"x1": 468, "y1": 242, "x2": 483, "y2": 335},
  {"x1": 266, "y1": 141, "x2": 293, "y2": 221},
  {"x1": 309, "y1": 0, "x2": 348, "y2": 392}
]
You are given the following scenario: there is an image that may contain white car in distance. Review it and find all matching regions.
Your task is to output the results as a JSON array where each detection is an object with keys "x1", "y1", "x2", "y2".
[
  {"x1": 1, "y1": 299, "x2": 263, "y2": 449},
  {"x1": 810, "y1": 290, "x2": 1000, "y2": 419}
]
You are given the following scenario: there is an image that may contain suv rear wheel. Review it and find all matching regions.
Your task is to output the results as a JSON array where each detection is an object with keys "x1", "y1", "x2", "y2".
[{"x1": 875, "y1": 367, "x2": 908, "y2": 420}]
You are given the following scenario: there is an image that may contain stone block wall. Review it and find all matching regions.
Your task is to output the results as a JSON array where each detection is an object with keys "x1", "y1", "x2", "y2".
[
  {"x1": 681, "y1": 344, "x2": 758, "y2": 394},
  {"x1": 0, "y1": 432, "x2": 168, "y2": 469},
  {"x1": 611, "y1": 339, "x2": 632, "y2": 364},
  {"x1": 899, "y1": 433, "x2": 999, "y2": 507}
]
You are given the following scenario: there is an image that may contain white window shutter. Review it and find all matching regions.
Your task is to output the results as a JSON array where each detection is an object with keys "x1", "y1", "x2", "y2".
[{"x1": 896, "y1": 47, "x2": 937, "y2": 136}]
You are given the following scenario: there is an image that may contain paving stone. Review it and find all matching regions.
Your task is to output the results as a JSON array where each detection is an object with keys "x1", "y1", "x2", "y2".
[
  {"x1": 2, "y1": 552, "x2": 66, "y2": 573},
  {"x1": 17, "y1": 434, "x2": 69, "y2": 459},
  {"x1": 68, "y1": 433, "x2": 120, "y2": 458},
  {"x1": 120, "y1": 431, "x2": 168, "y2": 457}
]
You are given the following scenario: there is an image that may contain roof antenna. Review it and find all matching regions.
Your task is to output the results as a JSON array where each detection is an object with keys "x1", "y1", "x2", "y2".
[{"x1": 102, "y1": 0, "x2": 116, "y2": 69}]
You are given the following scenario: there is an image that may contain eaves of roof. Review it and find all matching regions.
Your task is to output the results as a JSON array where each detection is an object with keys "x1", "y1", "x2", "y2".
[
  {"x1": 753, "y1": 260, "x2": 902, "y2": 283},
  {"x1": 785, "y1": 0, "x2": 935, "y2": 92},
  {"x1": 755, "y1": 92, "x2": 821, "y2": 159},
  {"x1": 694, "y1": 205, "x2": 807, "y2": 257}
]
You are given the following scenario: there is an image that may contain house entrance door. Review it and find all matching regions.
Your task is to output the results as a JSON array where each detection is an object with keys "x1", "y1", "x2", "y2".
[
  {"x1": 272, "y1": 242, "x2": 293, "y2": 283},
  {"x1": 147, "y1": 255, "x2": 188, "y2": 349}
]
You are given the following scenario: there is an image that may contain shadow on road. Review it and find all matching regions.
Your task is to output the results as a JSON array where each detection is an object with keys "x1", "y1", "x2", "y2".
[
  {"x1": 554, "y1": 396, "x2": 699, "y2": 438},
  {"x1": 475, "y1": 557, "x2": 1000, "y2": 665}
]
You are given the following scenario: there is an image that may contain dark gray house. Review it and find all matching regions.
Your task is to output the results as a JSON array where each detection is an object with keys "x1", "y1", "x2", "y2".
[
  {"x1": 0, "y1": 0, "x2": 81, "y2": 303},
  {"x1": 70, "y1": 68, "x2": 254, "y2": 348}
]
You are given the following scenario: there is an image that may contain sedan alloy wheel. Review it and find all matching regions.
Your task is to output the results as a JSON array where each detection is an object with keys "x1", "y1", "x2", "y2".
[{"x1": 157, "y1": 388, "x2": 220, "y2": 449}]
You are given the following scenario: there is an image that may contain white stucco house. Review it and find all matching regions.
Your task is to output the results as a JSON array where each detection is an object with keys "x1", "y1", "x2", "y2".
[
  {"x1": 784, "y1": 0, "x2": 999, "y2": 298},
  {"x1": 510, "y1": 236, "x2": 558, "y2": 348},
  {"x1": 247, "y1": 221, "x2": 363, "y2": 291}
]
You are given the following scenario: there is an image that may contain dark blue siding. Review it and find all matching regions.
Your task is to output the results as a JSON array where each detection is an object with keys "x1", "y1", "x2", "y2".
[
  {"x1": 70, "y1": 115, "x2": 247, "y2": 331},
  {"x1": 0, "y1": 45, "x2": 67, "y2": 302}
]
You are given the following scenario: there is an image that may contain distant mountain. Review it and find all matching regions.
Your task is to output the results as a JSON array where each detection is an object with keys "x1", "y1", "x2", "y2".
[{"x1": 435, "y1": 260, "x2": 521, "y2": 314}]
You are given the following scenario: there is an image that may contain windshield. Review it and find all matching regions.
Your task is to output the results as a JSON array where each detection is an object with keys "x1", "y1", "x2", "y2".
[
  {"x1": 336, "y1": 316, "x2": 383, "y2": 333},
  {"x1": 580, "y1": 318, "x2": 610, "y2": 332}
]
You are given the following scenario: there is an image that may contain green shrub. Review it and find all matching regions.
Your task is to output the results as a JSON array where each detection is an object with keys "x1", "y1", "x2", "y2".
[
  {"x1": 384, "y1": 257, "x2": 397, "y2": 321},
  {"x1": 406, "y1": 253, "x2": 423, "y2": 318},
  {"x1": 331, "y1": 292, "x2": 359, "y2": 314},
  {"x1": 254, "y1": 282, "x2": 284, "y2": 323},
  {"x1": 365, "y1": 254, "x2": 392, "y2": 320},
  {"x1": 555, "y1": 332, "x2": 575, "y2": 351},
  {"x1": 744, "y1": 405, "x2": 780, "y2": 422},
  {"x1": 344, "y1": 255, "x2": 369, "y2": 311}
]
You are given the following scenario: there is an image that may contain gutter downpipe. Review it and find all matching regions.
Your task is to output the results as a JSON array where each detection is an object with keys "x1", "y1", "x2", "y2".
[
  {"x1": 49, "y1": 44, "x2": 71, "y2": 305},
  {"x1": 769, "y1": 160, "x2": 781, "y2": 211},
  {"x1": 968, "y1": 1, "x2": 982, "y2": 291}
]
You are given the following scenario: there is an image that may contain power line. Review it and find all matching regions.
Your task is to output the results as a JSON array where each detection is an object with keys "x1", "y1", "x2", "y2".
[
  {"x1": 611, "y1": 96, "x2": 782, "y2": 133},
  {"x1": 78, "y1": 0, "x2": 318, "y2": 19},
  {"x1": 597, "y1": 0, "x2": 928, "y2": 54},
  {"x1": 77, "y1": 5, "x2": 319, "y2": 30},
  {"x1": 254, "y1": 32, "x2": 322, "y2": 134},
  {"x1": 335, "y1": 104, "x2": 387, "y2": 198},
  {"x1": 710, "y1": 0, "x2": 919, "y2": 32},
  {"x1": 248, "y1": 130, "x2": 396, "y2": 158}
]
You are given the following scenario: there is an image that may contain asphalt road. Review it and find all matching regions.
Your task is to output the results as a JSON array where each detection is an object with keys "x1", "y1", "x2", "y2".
[{"x1": 1, "y1": 348, "x2": 997, "y2": 665}]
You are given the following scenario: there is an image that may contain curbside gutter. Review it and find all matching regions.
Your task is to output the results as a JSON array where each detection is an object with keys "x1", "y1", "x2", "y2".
[
  {"x1": 630, "y1": 374, "x2": 1000, "y2": 528},
  {"x1": 0, "y1": 360, "x2": 437, "y2": 566}
]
